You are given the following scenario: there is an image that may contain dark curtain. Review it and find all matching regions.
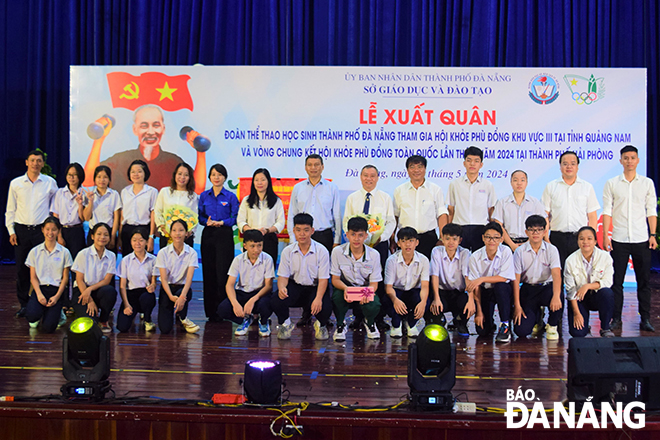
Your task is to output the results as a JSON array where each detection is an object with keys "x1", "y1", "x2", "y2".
[{"x1": 0, "y1": 0, "x2": 657, "y2": 259}]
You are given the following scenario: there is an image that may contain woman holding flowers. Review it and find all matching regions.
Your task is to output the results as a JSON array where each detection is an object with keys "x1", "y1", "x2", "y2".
[
  {"x1": 154, "y1": 163, "x2": 199, "y2": 250},
  {"x1": 199, "y1": 164, "x2": 239, "y2": 320}
]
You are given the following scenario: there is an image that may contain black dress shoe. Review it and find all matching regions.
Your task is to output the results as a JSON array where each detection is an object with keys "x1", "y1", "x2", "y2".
[
  {"x1": 610, "y1": 318, "x2": 622, "y2": 330},
  {"x1": 15, "y1": 307, "x2": 26, "y2": 318},
  {"x1": 640, "y1": 319, "x2": 655, "y2": 332}
]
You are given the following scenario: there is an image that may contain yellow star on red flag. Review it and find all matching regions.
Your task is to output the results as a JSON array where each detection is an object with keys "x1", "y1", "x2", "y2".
[{"x1": 156, "y1": 82, "x2": 177, "y2": 101}]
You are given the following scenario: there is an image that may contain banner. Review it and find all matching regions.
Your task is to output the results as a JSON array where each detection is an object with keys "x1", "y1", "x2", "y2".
[{"x1": 70, "y1": 66, "x2": 647, "y2": 256}]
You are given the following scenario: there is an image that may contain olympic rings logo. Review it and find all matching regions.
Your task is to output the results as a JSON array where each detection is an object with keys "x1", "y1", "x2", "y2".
[{"x1": 572, "y1": 91, "x2": 598, "y2": 105}]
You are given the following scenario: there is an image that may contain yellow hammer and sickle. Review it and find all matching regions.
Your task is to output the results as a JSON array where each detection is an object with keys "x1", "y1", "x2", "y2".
[{"x1": 119, "y1": 82, "x2": 140, "y2": 100}]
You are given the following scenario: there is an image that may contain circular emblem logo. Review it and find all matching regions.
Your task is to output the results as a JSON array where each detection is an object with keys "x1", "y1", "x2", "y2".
[{"x1": 529, "y1": 74, "x2": 560, "y2": 105}]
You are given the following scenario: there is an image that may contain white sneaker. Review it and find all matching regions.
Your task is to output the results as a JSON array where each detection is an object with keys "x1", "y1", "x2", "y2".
[
  {"x1": 28, "y1": 320, "x2": 39, "y2": 329},
  {"x1": 180, "y1": 317, "x2": 200, "y2": 334},
  {"x1": 545, "y1": 324, "x2": 559, "y2": 340},
  {"x1": 235, "y1": 316, "x2": 252, "y2": 336},
  {"x1": 314, "y1": 320, "x2": 329, "y2": 340},
  {"x1": 334, "y1": 322, "x2": 347, "y2": 341},
  {"x1": 57, "y1": 310, "x2": 67, "y2": 328},
  {"x1": 144, "y1": 321, "x2": 156, "y2": 332},
  {"x1": 406, "y1": 319, "x2": 425, "y2": 338},
  {"x1": 390, "y1": 324, "x2": 402, "y2": 338},
  {"x1": 277, "y1": 319, "x2": 295, "y2": 339},
  {"x1": 364, "y1": 322, "x2": 380, "y2": 339}
]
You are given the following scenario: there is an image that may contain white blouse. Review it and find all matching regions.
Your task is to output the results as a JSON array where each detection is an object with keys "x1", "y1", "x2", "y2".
[
  {"x1": 237, "y1": 196, "x2": 285, "y2": 233},
  {"x1": 154, "y1": 188, "x2": 199, "y2": 235}
]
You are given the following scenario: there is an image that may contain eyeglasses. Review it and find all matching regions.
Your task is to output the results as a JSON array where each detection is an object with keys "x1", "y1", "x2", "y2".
[
  {"x1": 526, "y1": 228, "x2": 545, "y2": 234},
  {"x1": 483, "y1": 235, "x2": 501, "y2": 242}
]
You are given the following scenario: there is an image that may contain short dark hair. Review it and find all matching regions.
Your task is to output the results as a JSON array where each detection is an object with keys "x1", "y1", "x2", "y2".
[
  {"x1": 305, "y1": 154, "x2": 324, "y2": 166},
  {"x1": 42, "y1": 216, "x2": 62, "y2": 231},
  {"x1": 209, "y1": 163, "x2": 228, "y2": 179},
  {"x1": 559, "y1": 150, "x2": 580, "y2": 165},
  {"x1": 243, "y1": 229, "x2": 264, "y2": 243},
  {"x1": 128, "y1": 159, "x2": 151, "y2": 182},
  {"x1": 347, "y1": 216, "x2": 369, "y2": 233},
  {"x1": 483, "y1": 221, "x2": 503, "y2": 236},
  {"x1": 361, "y1": 164, "x2": 379, "y2": 174},
  {"x1": 64, "y1": 163, "x2": 85, "y2": 189},
  {"x1": 293, "y1": 213, "x2": 314, "y2": 227},
  {"x1": 170, "y1": 219, "x2": 189, "y2": 232},
  {"x1": 94, "y1": 165, "x2": 112, "y2": 181},
  {"x1": 405, "y1": 155, "x2": 426, "y2": 169},
  {"x1": 577, "y1": 225, "x2": 597, "y2": 240},
  {"x1": 397, "y1": 227, "x2": 418, "y2": 241},
  {"x1": 464, "y1": 146, "x2": 483, "y2": 160},
  {"x1": 525, "y1": 215, "x2": 547, "y2": 229},
  {"x1": 442, "y1": 223, "x2": 462, "y2": 238},
  {"x1": 620, "y1": 145, "x2": 638, "y2": 156},
  {"x1": 26, "y1": 149, "x2": 45, "y2": 160},
  {"x1": 511, "y1": 170, "x2": 527, "y2": 179},
  {"x1": 130, "y1": 227, "x2": 149, "y2": 241},
  {"x1": 90, "y1": 222, "x2": 112, "y2": 237}
]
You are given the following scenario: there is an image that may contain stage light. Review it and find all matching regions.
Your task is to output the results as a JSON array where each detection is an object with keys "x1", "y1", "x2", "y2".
[
  {"x1": 243, "y1": 360, "x2": 283, "y2": 405},
  {"x1": 61, "y1": 317, "x2": 111, "y2": 401},
  {"x1": 408, "y1": 324, "x2": 456, "y2": 411}
]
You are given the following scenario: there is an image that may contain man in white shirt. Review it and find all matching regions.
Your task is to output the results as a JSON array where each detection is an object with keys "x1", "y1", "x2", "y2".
[
  {"x1": 603, "y1": 145, "x2": 658, "y2": 332},
  {"x1": 5, "y1": 150, "x2": 58, "y2": 317},
  {"x1": 448, "y1": 146, "x2": 497, "y2": 252},
  {"x1": 392, "y1": 155, "x2": 448, "y2": 260},
  {"x1": 542, "y1": 151, "x2": 600, "y2": 267}
]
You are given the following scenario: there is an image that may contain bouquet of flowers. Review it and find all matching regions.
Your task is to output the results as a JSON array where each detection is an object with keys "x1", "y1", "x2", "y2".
[
  {"x1": 161, "y1": 205, "x2": 198, "y2": 244},
  {"x1": 357, "y1": 213, "x2": 384, "y2": 246}
]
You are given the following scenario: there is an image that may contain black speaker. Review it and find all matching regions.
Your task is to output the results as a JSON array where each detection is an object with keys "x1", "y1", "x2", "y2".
[{"x1": 567, "y1": 337, "x2": 660, "y2": 409}]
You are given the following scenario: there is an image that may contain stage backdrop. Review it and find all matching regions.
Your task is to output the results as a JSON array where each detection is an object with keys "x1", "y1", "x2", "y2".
[{"x1": 70, "y1": 66, "x2": 647, "y2": 249}]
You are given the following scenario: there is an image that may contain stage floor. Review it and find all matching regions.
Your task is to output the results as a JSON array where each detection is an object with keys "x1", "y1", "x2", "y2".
[{"x1": 1, "y1": 266, "x2": 659, "y2": 410}]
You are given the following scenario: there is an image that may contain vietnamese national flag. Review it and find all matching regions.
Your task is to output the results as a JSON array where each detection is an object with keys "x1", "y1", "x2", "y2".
[{"x1": 106, "y1": 71, "x2": 194, "y2": 111}]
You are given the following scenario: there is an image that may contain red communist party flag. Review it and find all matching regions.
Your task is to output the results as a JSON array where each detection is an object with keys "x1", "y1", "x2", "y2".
[{"x1": 106, "y1": 72, "x2": 194, "y2": 111}]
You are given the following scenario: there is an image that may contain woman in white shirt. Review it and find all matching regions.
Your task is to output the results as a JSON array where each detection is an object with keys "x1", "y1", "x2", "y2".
[
  {"x1": 120, "y1": 160, "x2": 158, "y2": 256},
  {"x1": 154, "y1": 162, "x2": 199, "y2": 250},
  {"x1": 83, "y1": 165, "x2": 121, "y2": 253},
  {"x1": 237, "y1": 168, "x2": 285, "y2": 264},
  {"x1": 564, "y1": 226, "x2": 615, "y2": 338}
]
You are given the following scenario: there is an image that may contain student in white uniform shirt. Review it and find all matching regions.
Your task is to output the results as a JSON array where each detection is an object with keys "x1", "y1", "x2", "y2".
[
  {"x1": 24, "y1": 217, "x2": 73, "y2": 333},
  {"x1": 6, "y1": 149, "x2": 58, "y2": 317},
  {"x1": 512, "y1": 215, "x2": 563, "y2": 340},
  {"x1": 270, "y1": 213, "x2": 333, "y2": 341},
  {"x1": 237, "y1": 168, "x2": 285, "y2": 265},
  {"x1": 154, "y1": 162, "x2": 199, "y2": 249},
  {"x1": 385, "y1": 227, "x2": 430, "y2": 338},
  {"x1": 447, "y1": 146, "x2": 497, "y2": 252},
  {"x1": 564, "y1": 226, "x2": 615, "y2": 338},
  {"x1": 155, "y1": 219, "x2": 200, "y2": 334},
  {"x1": 116, "y1": 228, "x2": 157, "y2": 333},
  {"x1": 331, "y1": 217, "x2": 383, "y2": 341},
  {"x1": 392, "y1": 155, "x2": 448, "y2": 260},
  {"x1": 120, "y1": 160, "x2": 158, "y2": 256},
  {"x1": 603, "y1": 145, "x2": 658, "y2": 332},
  {"x1": 492, "y1": 170, "x2": 547, "y2": 251},
  {"x1": 467, "y1": 222, "x2": 516, "y2": 342},
  {"x1": 71, "y1": 223, "x2": 118, "y2": 332},
  {"x1": 51, "y1": 163, "x2": 87, "y2": 261},
  {"x1": 542, "y1": 151, "x2": 600, "y2": 268},
  {"x1": 83, "y1": 166, "x2": 122, "y2": 253},
  {"x1": 429, "y1": 223, "x2": 473, "y2": 337},
  {"x1": 217, "y1": 230, "x2": 275, "y2": 337}
]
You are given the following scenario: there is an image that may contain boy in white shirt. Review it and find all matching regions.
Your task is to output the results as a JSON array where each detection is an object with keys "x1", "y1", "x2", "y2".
[
  {"x1": 385, "y1": 227, "x2": 430, "y2": 338},
  {"x1": 217, "y1": 229, "x2": 275, "y2": 337},
  {"x1": 565, "y1": 226, "x2": 615, "y2": 338},
  {"x1": 512, "y1": 215, "x2": 563, "y2": 340},
  {"x1": 429, "y1": 223, "x2": 473, "y2": 336},
  {"x1": 331, "y1": 217, "x2": 382, "y2": 341},
  {"x1": 468, "y1": 222, "x2": 515, "y2": 342}
]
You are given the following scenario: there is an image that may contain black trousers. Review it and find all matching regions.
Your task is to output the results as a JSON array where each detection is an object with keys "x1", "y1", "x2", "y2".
[
  {"x1": 270, "y1": 280, "x2": 332, "y2": 326},
  {"x1": 611, "y1": 240, "x2": 652, "y2": 320},
  {"x1": 25, "y1": 285, "x2": 63, "y2": 333},
  {"x1": 514, "y1": 283, "x2": 563, "y2": 338},
  {"x1": 460, "y1": 225, "x2": 486, "y2": 253},
  {"x1": 116, "y1": 288, "x2": 156, "y2": 332},
  {"x1": 550, "y1": 231, "x2": 579, "y2": 269},
  {"x1": 311, "y1": 229, "x2": 334, "y2": 254},
  {"x1": 13, "y1": 224, "x2": 44, "y2": 307},
  {"x1": 158, "y1": 284, "x2": 194, "y2": 334},
  {"x1": 216, "y1": 289, "x2": 273, "y2": 324},
  {"x1": 72, "y1": 285, "x2": 117, "y2": 323},
  {"x1": 435, "y1": 288, "x2": 469, "y2": 323},
  {"x1": 121, "y1": 223, "x2": 151, "y2": 257},
  {"x1": 416, "y1": 229, "x2": 438, "y2": 260},
  {"x1": 201, "y1": 225, "x2": 234, "y2": 318},
  {"x1": 61, "y1": 226, "x2": 86, "y2": 259}
]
